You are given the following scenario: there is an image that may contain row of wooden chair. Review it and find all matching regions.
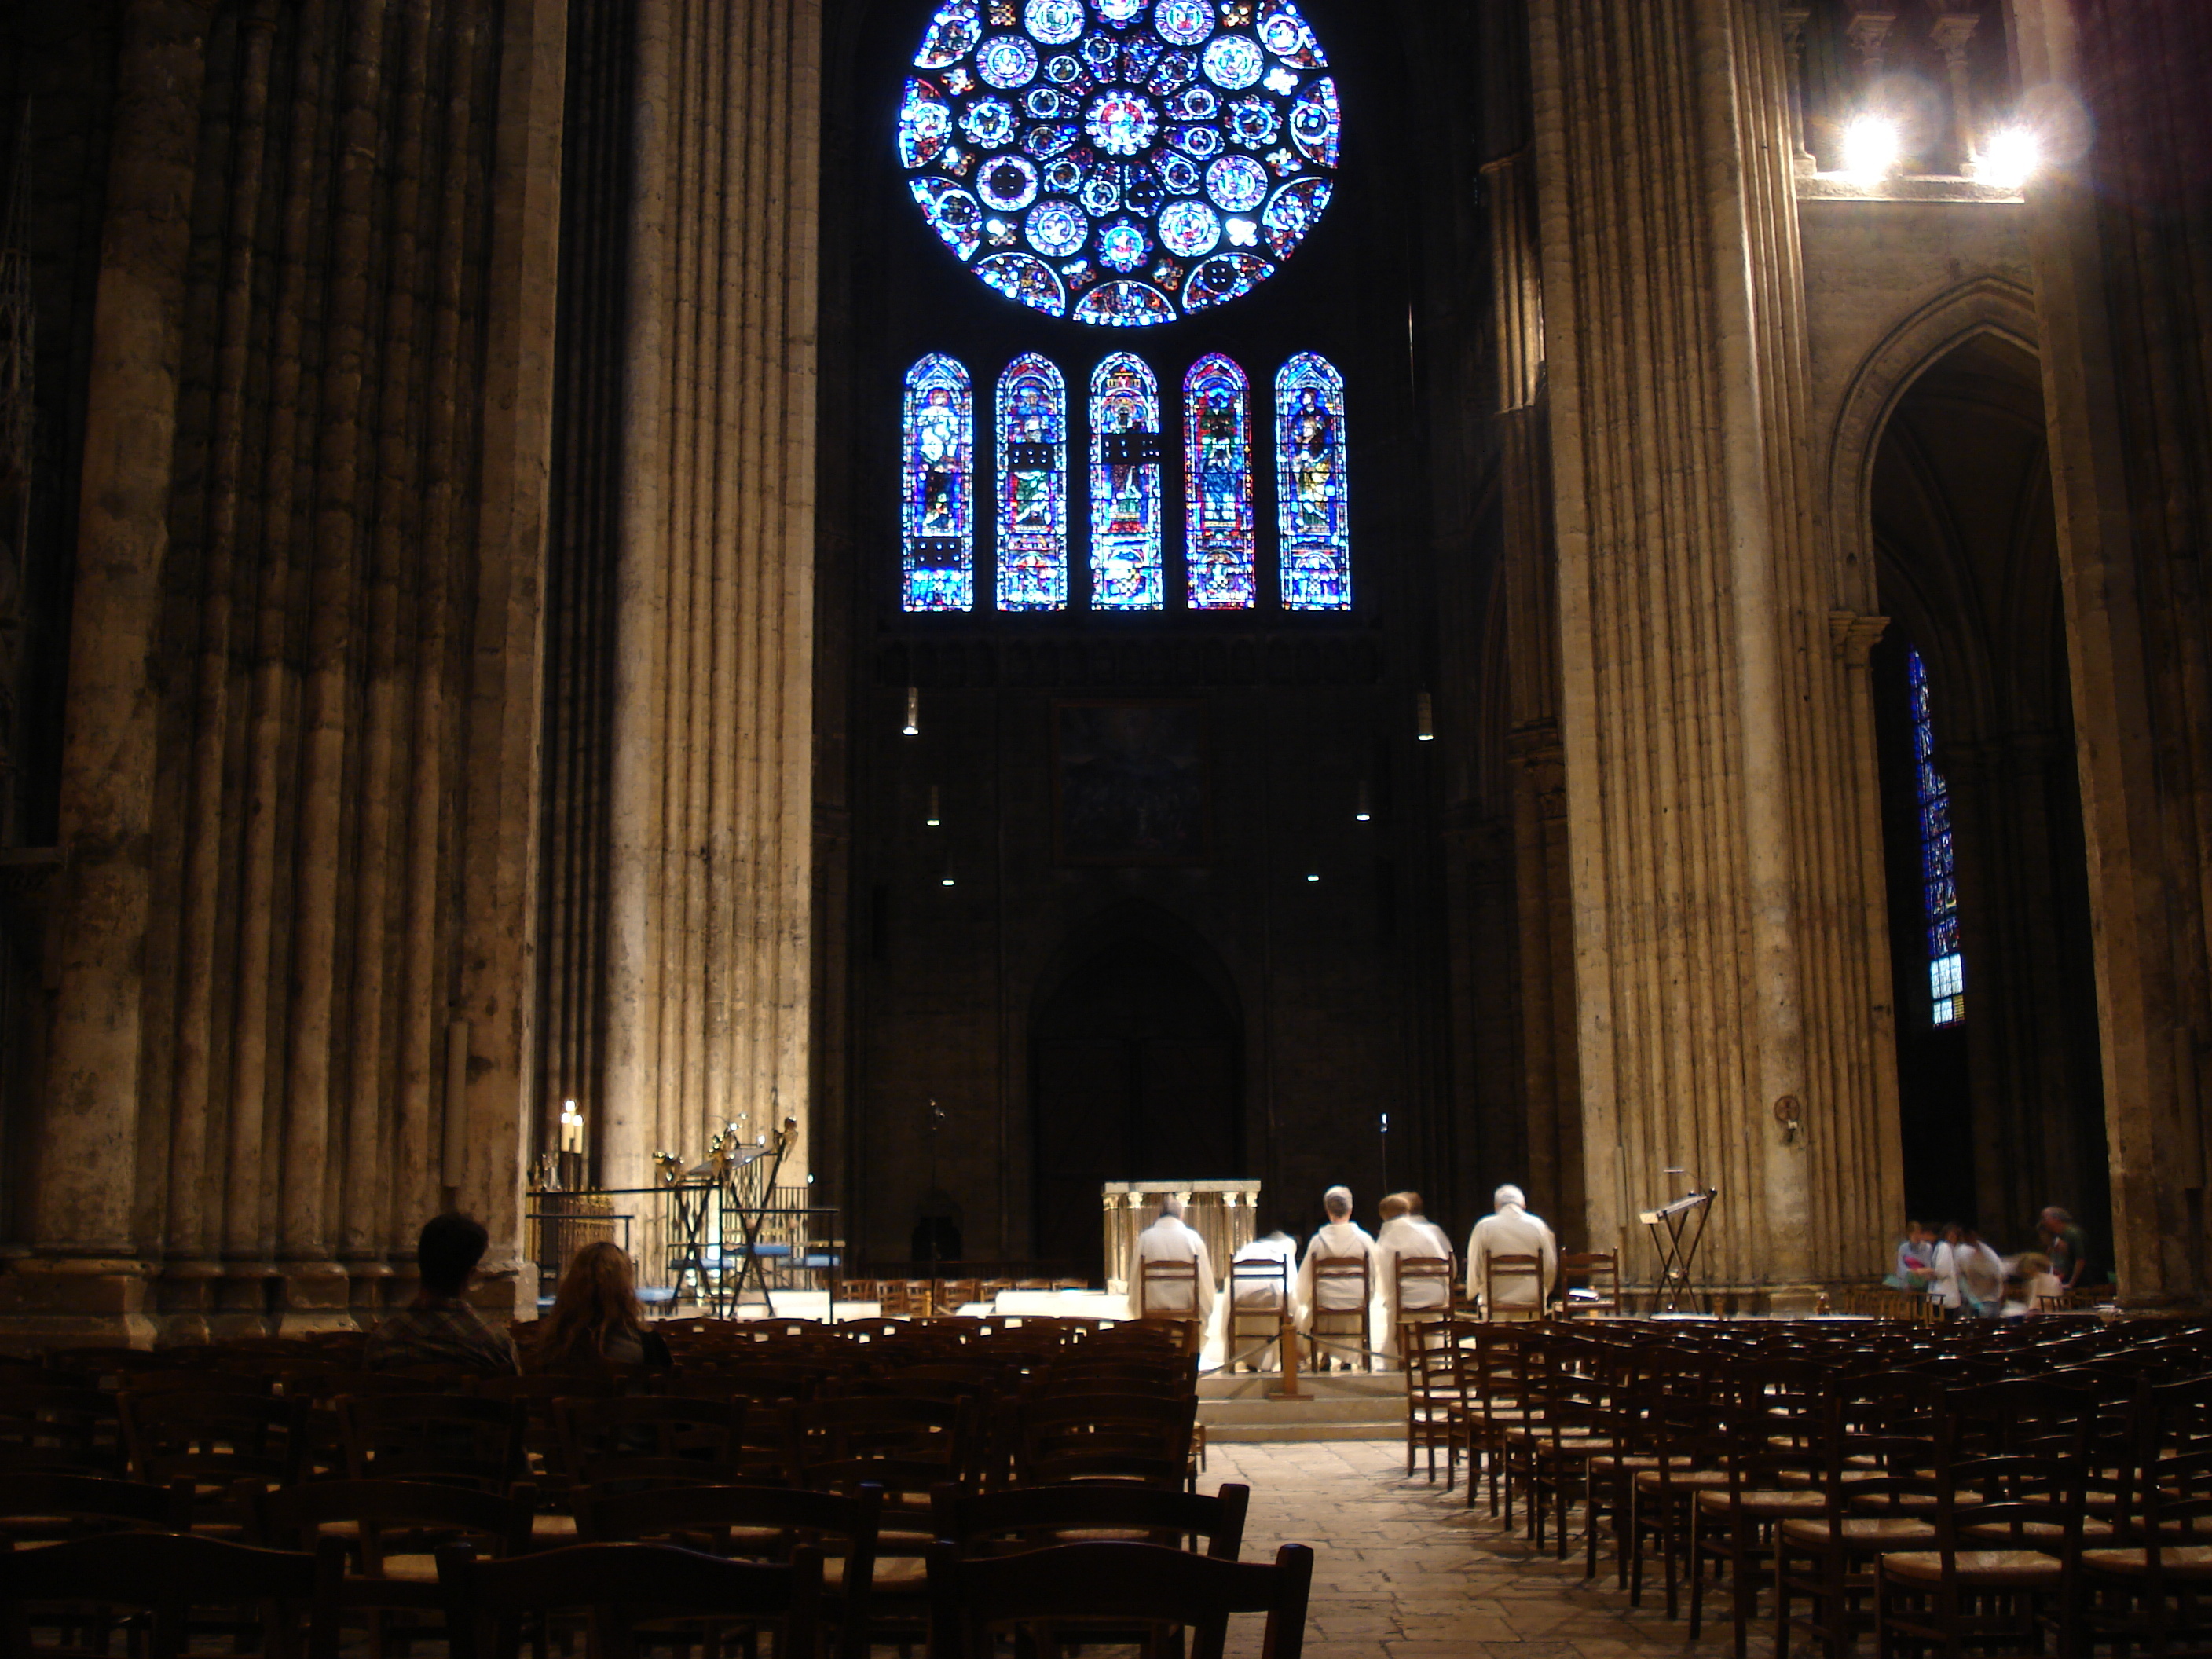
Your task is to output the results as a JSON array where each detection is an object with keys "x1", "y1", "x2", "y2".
[{"x1": 0, "y1": 1472, "x2": 1310, "y2": 1659}]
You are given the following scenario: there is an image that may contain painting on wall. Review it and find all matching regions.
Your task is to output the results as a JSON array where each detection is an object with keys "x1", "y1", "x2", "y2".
[{"x1": 1053, "y1": 701, "x2": 1210, "y2": 865}]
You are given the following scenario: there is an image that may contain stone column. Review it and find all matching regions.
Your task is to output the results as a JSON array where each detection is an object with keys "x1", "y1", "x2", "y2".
[
  {"x1": 1529, "y1": 0, "x2": 1904, "y2": 1300},
  {"x1": 13, "y1": 0, "x2": 212, "y2": 1343},
  {"x1": 603, "y1": 0, "x2": 821, "y2": 1196},
  {"x1": 2009, "y1": 0, "x2": 2212, "y2": 1306},
  {"x1": 451, "y1": 0, "x2": 568, "y2": 1319}
]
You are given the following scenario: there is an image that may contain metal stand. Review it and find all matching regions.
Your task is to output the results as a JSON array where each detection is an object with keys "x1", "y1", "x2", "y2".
[
  {"x1": 716, "y1": 1120, "x2": 799, "y2": 1317},
  {"x1": 1638, "y1": 1187, "x2": 1719, "y2": 1313}
]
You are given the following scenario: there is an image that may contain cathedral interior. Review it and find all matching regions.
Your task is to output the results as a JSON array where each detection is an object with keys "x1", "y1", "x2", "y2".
[{"x1": 0, "y1": 0, "x2": 2206, "y2": 1342}]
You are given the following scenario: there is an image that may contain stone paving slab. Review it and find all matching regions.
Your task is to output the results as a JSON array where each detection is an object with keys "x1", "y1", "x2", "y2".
[{"x1": 1199, "y1": 1440, "x2": 1747, "y2": 1659}]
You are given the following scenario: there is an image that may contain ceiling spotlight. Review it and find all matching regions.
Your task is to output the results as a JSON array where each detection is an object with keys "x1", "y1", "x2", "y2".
[
  {"x1": 1305, "y1": 871, "x2": 1321, "y2": 883},
  {"x1": 1840, "y1": 114, "x2": 1902, "y2": 184},
  {"x1": 1978, "y1": 124, "x2": 2040, "y2": 189},
  {"x1": 903, "y1": 686, "x2": 920, "y2": 737},
  {"x1": 1415, "y1": 691, "x2": 1435, "y2": 743},
  {"x1": 925, "y1": 785, "x2": 942, "y2": 828},
  {"x1": 1354, "y1": 780, "x2": 1372, "y2": 823}
]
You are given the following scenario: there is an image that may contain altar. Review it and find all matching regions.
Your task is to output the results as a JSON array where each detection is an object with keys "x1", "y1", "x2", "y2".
[{"x1": 1101, "y1": 1180, "x2": 1261, "y2": 1295}]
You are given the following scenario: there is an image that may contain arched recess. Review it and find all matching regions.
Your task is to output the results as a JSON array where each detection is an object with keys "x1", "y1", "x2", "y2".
[
  {"x1": 1851, "y1": 313, "x2": 2108, "y2": 1258},
  {"x1": 1029, "y1": 914, "x2": 1247, "y2": 1278}
]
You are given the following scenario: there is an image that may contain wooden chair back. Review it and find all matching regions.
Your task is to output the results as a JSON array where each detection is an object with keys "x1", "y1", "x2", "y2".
[
  {"x1": 0, "y1": 1384, "x2": 125, "y2": 1476},
  {"x1": 1558, "y1": 1251, "x2": 1621, "y2": 1317},
  {"x1": 931, "y1": 1478, "x2": 1248, "y2": 1558},
  {"x1": 555, "y1": 1394, "x2": 746, "y2": 1489},
  {"x1": 0, "y1": 1470, "x2": 192, "y2": 1547},
  {"x1": 1306, "y1": 1253, "x2": 1372, "y2": 1370},
  {"x1": 335, "y1": 1393, "x2": 526, "y2": 1492},
  {"x1": 1478, "y1": 1253, "x2": 1546, "y2": 1320},
  {"x1": 1137, "y1": 1258, "x2": 1202, "y2": 1320},
  {"x1": 927, "y1": 1538, "x2": 1312, "y2": 1659},
  {"x1": 0, "y1": 1530, "x2": 343, "y2": 1659},
  {"x1": 435, "y1": 1540, "x2": 821, "y2": 1659}
]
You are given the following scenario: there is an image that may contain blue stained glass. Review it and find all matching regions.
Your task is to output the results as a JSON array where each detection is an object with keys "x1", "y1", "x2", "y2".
[
  {"x1": 903, "y1": 355, "x2": 974, "y2": 613},
  {"x1": 997, "y1": 355, "x2": 1068, "y2": 611},
  {"x1": 1185, "y1": 355, "x2": 1255, "y2": 610},
  {"x1": 1908, "y1": 647, "x2": 1965, "y2": 1024},
  {"x1": 1090, "y1": 353, "x2": 1164, "y2": 609},
  {"x1": 900, "y1": 0, "x2": 1338, "y2": 324},
  {"x1": 976, "y1": 252, "x2": 1068, "y2": 317},
  {"x1": 1276, "y1": 353, "x2": 1350, "y2": 610}
]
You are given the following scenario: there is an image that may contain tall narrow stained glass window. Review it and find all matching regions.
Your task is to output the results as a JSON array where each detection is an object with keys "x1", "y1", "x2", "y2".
[
  {"x1": 903, "y1": 353, "x2": 974, "y2": 612},
  {"x1": 1908, "y1": 646, "x2": 1965, "y2": 1025},
  {"x1": 1090, "y1": 353, "x2": 1164, "y2": 609},
  {"x1": 1276, "y1": 352, "x2": 1350, "y2": 610},
  {"x1": 1184, "y1": 354, "x2": 1255, "y2": 610},
  {"x1": 996, "y1": 354, "x2": 1068, "y2": 610}
]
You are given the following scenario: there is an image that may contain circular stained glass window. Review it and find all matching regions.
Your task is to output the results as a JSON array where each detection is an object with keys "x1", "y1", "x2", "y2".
[{"x1": 901, "y1": 0, "x2": 1340, "y2": 327}]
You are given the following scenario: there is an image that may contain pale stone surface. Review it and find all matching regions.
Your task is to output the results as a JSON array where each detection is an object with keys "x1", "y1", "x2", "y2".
[{"x1": 1199, "y1": 1440, "x2": 1740, "y2": 1659}]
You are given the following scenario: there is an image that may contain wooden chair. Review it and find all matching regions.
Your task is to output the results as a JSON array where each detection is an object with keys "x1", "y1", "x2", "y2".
[
  {"x1": 1305, "y1": 1253, "x2": 1372, "y2": 1372},
  {"x1": 0, "y1": 1470, "x2": 192, "y2": 1549},
  {"x1": 1389, "y1": 1254, "x2": 1458, "y2": 1359},
  {"x1": 555, "y1": 1394, "x2": 746, "y2": 1489},
  {"x1": 0, "y1": 1530, "x2": 343, "y2": 1659},
  {"x1": 1559, "y1": 1251, "x2": 1622, "y2": 1317},
  {"x1": 1402, "y1": 1318, "x2": 1470, "y2": 1483},
  {"x1": 1136, "y1": 1258, "x2": 1203, "y2": 1324},
  {"x1": 1018, "y1": 1393, "x2": 1196, "y2": 1489},
  {"x1": 1225, "y1": 1258, "x2": 1291, "y2": 1374},
  {"x1": 335, "y1": 1393, "x2": 527, "y2": 1492},
  {"x1": 0, "y1": 1383, "x2": 125, "y2": 1476},
  {"x1": 119, "y1": 1391, "x2": 311, "y2": 1525},
  {"x1": 928, "y1": 1538, "x2": 1312, "y2": 1659},
  {"x1": 931, "y1": 1478, "x2": 1248, "y2": 1558},
  {"x1": 435, "y1": 1540, "x2": 822, "y2": 1659},
  {"x1": 574, "y1": 1481, "x2": 882, "y2": 1659},
  {"x1": 1478, "y1": 1251, "x2": 1549, "y2": 1320}
]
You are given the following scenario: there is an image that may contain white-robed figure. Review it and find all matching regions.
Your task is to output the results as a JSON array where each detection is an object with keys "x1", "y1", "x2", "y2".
[
  {"x1": 1130, "y1": 1193, "x2": 1217, "y2": 1326},
  {"x1": 1295, "y1": 1186, "x2": 1376, "y2": 1348},
  {"x1": 1212, "y1": 1229, "x2": 1302, "y2": 1369},
  {"x1": 1466, "y1": 1184, "x2": 1558, "y2": 1319},
  {"x1": 1374, "y1": 1191, "x2": 1455, "y2": 1363}
]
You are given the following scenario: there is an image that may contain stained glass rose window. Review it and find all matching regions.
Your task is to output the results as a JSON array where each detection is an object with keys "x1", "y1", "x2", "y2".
[{"x1": 901, "y1": 0, "x2": 1340, "y2": 327}]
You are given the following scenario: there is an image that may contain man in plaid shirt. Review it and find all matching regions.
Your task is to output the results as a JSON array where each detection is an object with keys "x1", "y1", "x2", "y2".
[{"x1": 364, "y1": 1211, "x2": 522, "y2": 1375}]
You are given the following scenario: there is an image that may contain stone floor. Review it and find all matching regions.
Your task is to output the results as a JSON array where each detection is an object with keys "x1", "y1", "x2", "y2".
[{"x1": 1198, "y1": 1440, "x2": 1746, "y2": 1659}]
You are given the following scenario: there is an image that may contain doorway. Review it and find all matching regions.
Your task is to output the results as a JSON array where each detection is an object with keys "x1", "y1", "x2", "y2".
[{"x1": 1031, "y1": 939, "x2": 1243, "y2": 1276}]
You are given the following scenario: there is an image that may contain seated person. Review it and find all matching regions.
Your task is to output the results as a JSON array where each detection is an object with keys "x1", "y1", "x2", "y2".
[
  {"x1": 364, "y1": 1211, "x2": 522, "y2": 1375},
  {"x1": 1214, "y1": 1229, "x2": 1300, "y2": 1370},
  {"x1": 533, "y1": 1241, "x2": 673, "y2": 1372},
  {"x1": 1886, "y1": 1221, "x2": 1938, "y2": 1291},
  {"x1": 1295, "y1": 1186, "x2": 1376, "y2": 1365},
  {"x1": 1130, "y1": 1193, "x2": 1216, "y2": 1328},
  {"x1": 1374, "y1": 1192, "x2": 1454, "y2": 1365}
]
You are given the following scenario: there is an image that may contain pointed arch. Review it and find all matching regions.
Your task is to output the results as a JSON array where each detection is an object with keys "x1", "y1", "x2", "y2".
[
  {"x1": 1090, "y1": 353, "x2": 1163, "y2": 610},
  {"x1": 903, "y1": 353, "x2": 974, "y2": 611},
  {"x1": 1184, "y1": 354, "x2": 1255, "y2": 610},
  {"x1": 996, "y1": 353, "x2": 1068, "y2": 611},
  {"x1": 1275, "y1": 352, "x2": 1350, "y2": 610}
]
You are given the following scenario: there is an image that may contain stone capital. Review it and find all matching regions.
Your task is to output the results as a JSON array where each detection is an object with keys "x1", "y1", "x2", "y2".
[{"x1": 1829, "y1": 611, "x2": 1890, "y2": 667}]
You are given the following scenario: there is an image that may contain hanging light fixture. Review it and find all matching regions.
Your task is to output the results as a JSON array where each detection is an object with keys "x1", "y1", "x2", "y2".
[
  {"x1": 903, "y1": 686, "x2": 920, "y2": 736},
  {"x1": 1354, "y1": 780, "x2": 1372, "y2": 822},
  {"x1": 1415, "y1": 691, "x2": 1435, "y2": 742},
  {"x1": 925, "y1": 785, "x2": 942, "y2": 827}
]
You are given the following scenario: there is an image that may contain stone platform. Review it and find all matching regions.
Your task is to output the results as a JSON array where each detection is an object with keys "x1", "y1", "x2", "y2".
[{"x1": 1199, "y1": 1368, "x2": 1408, "y2": 1444}]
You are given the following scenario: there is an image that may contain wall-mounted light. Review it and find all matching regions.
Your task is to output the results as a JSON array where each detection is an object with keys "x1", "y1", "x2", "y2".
[
  {"x1": 903, "y1": 686, "x2": 920, "y2": 737},
  {"x1": 1840, "y1": 113, "x2": 1902, "y2": 184},
  {"x1": 1976, "y1": 124, "x2": 2040, "y2": 189},
  {"x1": 559, "y1": 1098, "x2": 584, "y2": 1153},
  {"x1": 1353, "y1": 780, "x2": 1372, "y2": 822},
  {"x1": 925, "y1": 785, "x2": 942, "y2": 827},
  {"x1": 1415, "y1": 691, "x2": 1435, "y2": 742}
]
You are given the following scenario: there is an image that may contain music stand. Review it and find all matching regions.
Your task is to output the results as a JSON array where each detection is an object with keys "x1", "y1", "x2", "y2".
[{"x1": 1637, "y1": 1187, "x2": 1718, "y2": 1313}]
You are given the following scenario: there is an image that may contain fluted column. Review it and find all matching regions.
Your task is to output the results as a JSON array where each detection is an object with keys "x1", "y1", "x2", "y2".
[
  {"x1": 21, "y1": 0, "x2": 212, "y2": 1341},
  {"x1": 603, "y1": 0, "x2": 820, "y2": 1197},
  {"x1": 1529, "y1": 0, "x2": 1903, "y2": 1297}
]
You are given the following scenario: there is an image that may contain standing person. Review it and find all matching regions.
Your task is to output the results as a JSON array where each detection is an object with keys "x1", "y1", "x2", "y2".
[
  {"x1": 1950, "y1": 1223, "x2": 2006, "y2": 1318},
  {"x1": 1374, "y1": 1192, "x2": 1454, "y2": 1365},
  {"x1": 1131, "y1": 1193, "x2": 1216, "y2": 1329},
  {"x1": 2038, "y1": 1207, "x2": 2093, "y2": 1291},
  {"x1": 1928, "y1": 1224, "x2": 1963, "y2": 1313},
  {"x1": 364, "y1": 1213, "x2": 522, "y2": 1375},
  {"x1": 1295, "y1": 1186, "x2": 1376, "y2": 1368},
  {"x1": 533, "y1": 1241, "x2": 673, "y2": 1372},
  {"x1": 1466, "y1": 1185, "x2": 1558, "y2": 1320}
]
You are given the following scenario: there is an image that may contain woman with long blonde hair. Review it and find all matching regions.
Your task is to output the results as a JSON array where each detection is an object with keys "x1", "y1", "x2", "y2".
[{"x1": 534, "y1": 1241, "x2": 672, "y2": 1371}]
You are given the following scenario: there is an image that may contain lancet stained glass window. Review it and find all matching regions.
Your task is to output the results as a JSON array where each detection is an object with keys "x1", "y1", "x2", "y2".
[
  {"x1": 1275, "y1": 351, "x2": 1350, "y2": 610},
  {"x1": 899, "y1": 0, "x2": 1341, "y2": 327},
  {"x1": 1908, "y1": 646, "x2": 1965, "y2": 1025},
  {"x1": 996, "y1": 353, "x2": 1068, "y2": 610},
  {"x1": 1090, "y1": 353, "x2": 1164, "y2": 608},
  {"x1": 903, "y1": 353, "x2": 975, "y2": 612},
  {"x1": 1184, "y1": 354, "x2": 1254, "y2": 609}
]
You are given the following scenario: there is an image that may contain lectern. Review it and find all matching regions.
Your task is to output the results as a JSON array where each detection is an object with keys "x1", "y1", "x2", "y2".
[{"x1": 1637, "y1": 1187, "x2": 1718, "y2": 1313}]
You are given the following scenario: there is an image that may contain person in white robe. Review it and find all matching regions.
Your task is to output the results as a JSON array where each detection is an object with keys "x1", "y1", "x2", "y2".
[
  {"x1": 1374, "y1": 1191, "x2": 1456, "y2": 1364},
  {"x1": 1130, "y1": 1193, "x2": 1216, "y2": 1328},
  {"x1": 1295, "y1": 1186, "x2": 1376, "y2": 1364},
  {"x1": 1466, "y1": 1183, "x2": 1558, "y2": 1319},
  {"x1": 1213, "y1": 1229, "x2": 1301, "y2": 1369}
]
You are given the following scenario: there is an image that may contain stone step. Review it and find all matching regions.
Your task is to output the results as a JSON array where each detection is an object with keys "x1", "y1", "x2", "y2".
[
  {"x1": 1199, "y1": 1395, "x2": 1403, "y2": 1426},
  {"x1": 1204, "y1": 1420, "x2": 1405, "y2": 1445}
]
